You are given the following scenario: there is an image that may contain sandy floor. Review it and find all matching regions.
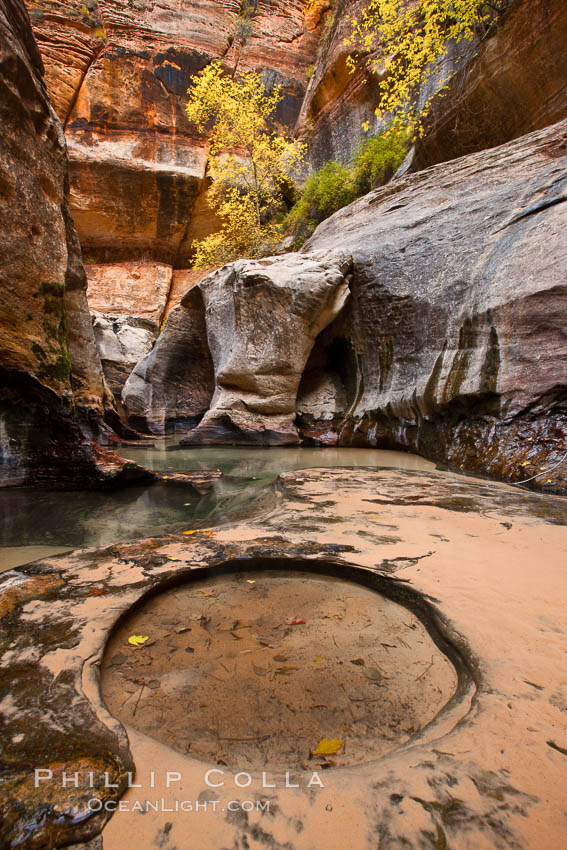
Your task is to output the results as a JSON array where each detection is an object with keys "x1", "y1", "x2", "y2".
[
  {"x1": 102, "y1": 571, "x2": 457, "y2": 770},
  {"x1": 0, "y1": 545, "x2": 71, "y2": 572},
  {"x1": 100, "y1": 470, "x2": 567, "y2": 850},
  {"x1": 1, "y1": 465, "x2": 566, "y2": 850}
]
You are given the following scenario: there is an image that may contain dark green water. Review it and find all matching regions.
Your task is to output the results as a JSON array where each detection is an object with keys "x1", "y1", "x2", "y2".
[{"x1": 0, "y1": 447, "x2": 433, "y2": 570}]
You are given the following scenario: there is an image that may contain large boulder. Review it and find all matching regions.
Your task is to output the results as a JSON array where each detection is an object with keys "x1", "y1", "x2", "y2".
[
  {"x1": 180, "y1": 252, "x2": 352, "y2": 445},
  {"x1": 301, "y1": 119, "x2": 567, "y2": 492},
  {"x1": 122, "y1": 287, "x2": 214, "y2": 435}
]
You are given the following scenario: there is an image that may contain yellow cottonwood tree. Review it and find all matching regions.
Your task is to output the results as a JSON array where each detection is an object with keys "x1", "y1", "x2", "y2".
[
  {"x1": 346, "y1": 0, "x2": 504, "y2": 131},
  {"x1": 186, "y1": 62, "x2": 305, "y2": 267}
]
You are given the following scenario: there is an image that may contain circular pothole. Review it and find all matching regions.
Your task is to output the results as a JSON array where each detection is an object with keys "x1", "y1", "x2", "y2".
[{"x1": 101, "y1": 568, "x2": 461, "y2": 770}]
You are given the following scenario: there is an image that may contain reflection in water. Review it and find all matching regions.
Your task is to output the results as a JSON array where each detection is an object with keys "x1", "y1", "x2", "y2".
[
  {"x1": 0, "y1": 447, "x2": 433, "y2": 570},
  {"x1": 118, "y1": 445, "x2": 435, "y2": 481}
]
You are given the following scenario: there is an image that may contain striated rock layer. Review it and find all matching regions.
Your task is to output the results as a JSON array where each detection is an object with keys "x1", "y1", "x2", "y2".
[
  {"x1": 300, "y1": 119, "x2": 567, "y2": 493},
  {"x1": 86, "y1": 261, "x2": 173, "y2": 327},
  {"x1": 26, "y1": 0, "x2": 325, "y2": 265},
  {"x1": 0, "y1": 0, "x2": 147, "y2": 487}
]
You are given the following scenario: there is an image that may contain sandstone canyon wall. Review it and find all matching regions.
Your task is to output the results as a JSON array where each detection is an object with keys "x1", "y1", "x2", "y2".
[
  {"x1": 25, "y1": 0, "x2": 324, "y2": 266},
  {"x1": 301, "y1": 120, "x2": 567, "y2": 492},
  {"x1": 0, "y1": 0, "x2": 148, "y2": 486},
  {"x1": 297, "y1": 0, "x2": 567, "y2": 171},
  {"x1": 4, "y1": 0, "x2": 566, "y2": 494}
]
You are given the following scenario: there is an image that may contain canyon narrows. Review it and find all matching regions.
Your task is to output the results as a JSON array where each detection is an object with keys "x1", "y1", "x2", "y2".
[{"x1": 0, "y1": 0, "x2": 566, "y2": 848}]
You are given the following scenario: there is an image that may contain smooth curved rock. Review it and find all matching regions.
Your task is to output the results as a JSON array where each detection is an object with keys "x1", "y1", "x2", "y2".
[
  {"x1": 91, "y1": 312, "x2": 157, "y2": 401},
  {"x1": 302, "y1": 119, "x2": 567, "y2": 493},
  {"x1": 181, "y1": 251, "x2": 352, "y2": 445},
  {"x1": 122, "y1": 287, "x2": 214, "y2": 435}
]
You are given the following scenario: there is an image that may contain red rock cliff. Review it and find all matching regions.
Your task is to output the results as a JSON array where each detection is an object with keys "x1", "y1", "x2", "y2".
[
  {"x1": 0, "y1": 0, "x2": 149, "y2": 486},
  {"x1": 26, "y1": 0, "x2": 323, "y2": 265}
]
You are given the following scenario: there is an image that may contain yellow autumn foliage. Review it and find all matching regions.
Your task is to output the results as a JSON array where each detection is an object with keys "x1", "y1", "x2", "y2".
[
  {"x1": 185, "y1": 62, "x2": 306, "y2": 267},
  {"x1": 346, "y1": 0, "x2": 504, "y2": 130}
]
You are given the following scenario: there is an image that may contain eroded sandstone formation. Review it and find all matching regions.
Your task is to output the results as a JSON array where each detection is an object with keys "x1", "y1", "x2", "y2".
[
  {"x1": 91, "y1": 312, "x2": 157, "y2": 402},
  {"x1": 128, "y1": 121, "x2": 566, "y2": 491},
  {"x1": 413, "y1": 0, "x2": 567, "y2": 169},
  {"x1": 179, "y1": 251, "x2": 352, "y2": 444},
  {"x1": 300, "y1": 119, "x2": 567, "y2": 492},
  {"x1": 86, "y1": 262, "x2": 214, "y2": 401},
  {"x1": 122, "y1": 286, "x2": 214, "y2": 434},
  {"x1": 0, "y1": 0, "x2": 148, "y2": 487}
]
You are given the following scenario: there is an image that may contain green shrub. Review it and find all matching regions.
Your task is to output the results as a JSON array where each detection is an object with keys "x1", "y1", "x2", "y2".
[
  {"x1": 286, "y1": 160, "x2": 356, "y2": 242},
  {"x1": 352, "y1": 123, "x2": 411, "y2": 195},
  {"x1": 286, "y1": 123, "x2": 411, "y2": 245}
]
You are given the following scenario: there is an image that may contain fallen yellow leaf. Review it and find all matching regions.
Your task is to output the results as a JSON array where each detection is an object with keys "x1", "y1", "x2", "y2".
[
  {"x1": 183, "y1": 530, "x2": 216, "y2": 537},
  {"x1": 314, "y1": 738, "x2": 342, "y2": 756},
  {"x1": 313, "y1": 656, "x2": 324, "y2": 663},
  {"x1": 128, "y1": 635, "x2": 149, "y2": 647}
]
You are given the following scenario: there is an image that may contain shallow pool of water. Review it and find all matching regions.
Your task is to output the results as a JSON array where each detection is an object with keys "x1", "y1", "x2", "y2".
[
  {"x1": 0, "y1": 447, "x2": 433, "y2": 570},
  {"x1": 102, "y1": 568, "x2": 458, "y2": 770}
]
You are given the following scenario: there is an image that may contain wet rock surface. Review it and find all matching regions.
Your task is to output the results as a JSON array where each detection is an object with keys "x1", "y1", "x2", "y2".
[{"x1": 1, "y1": 466, "x2": 566, "y2": 848}]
